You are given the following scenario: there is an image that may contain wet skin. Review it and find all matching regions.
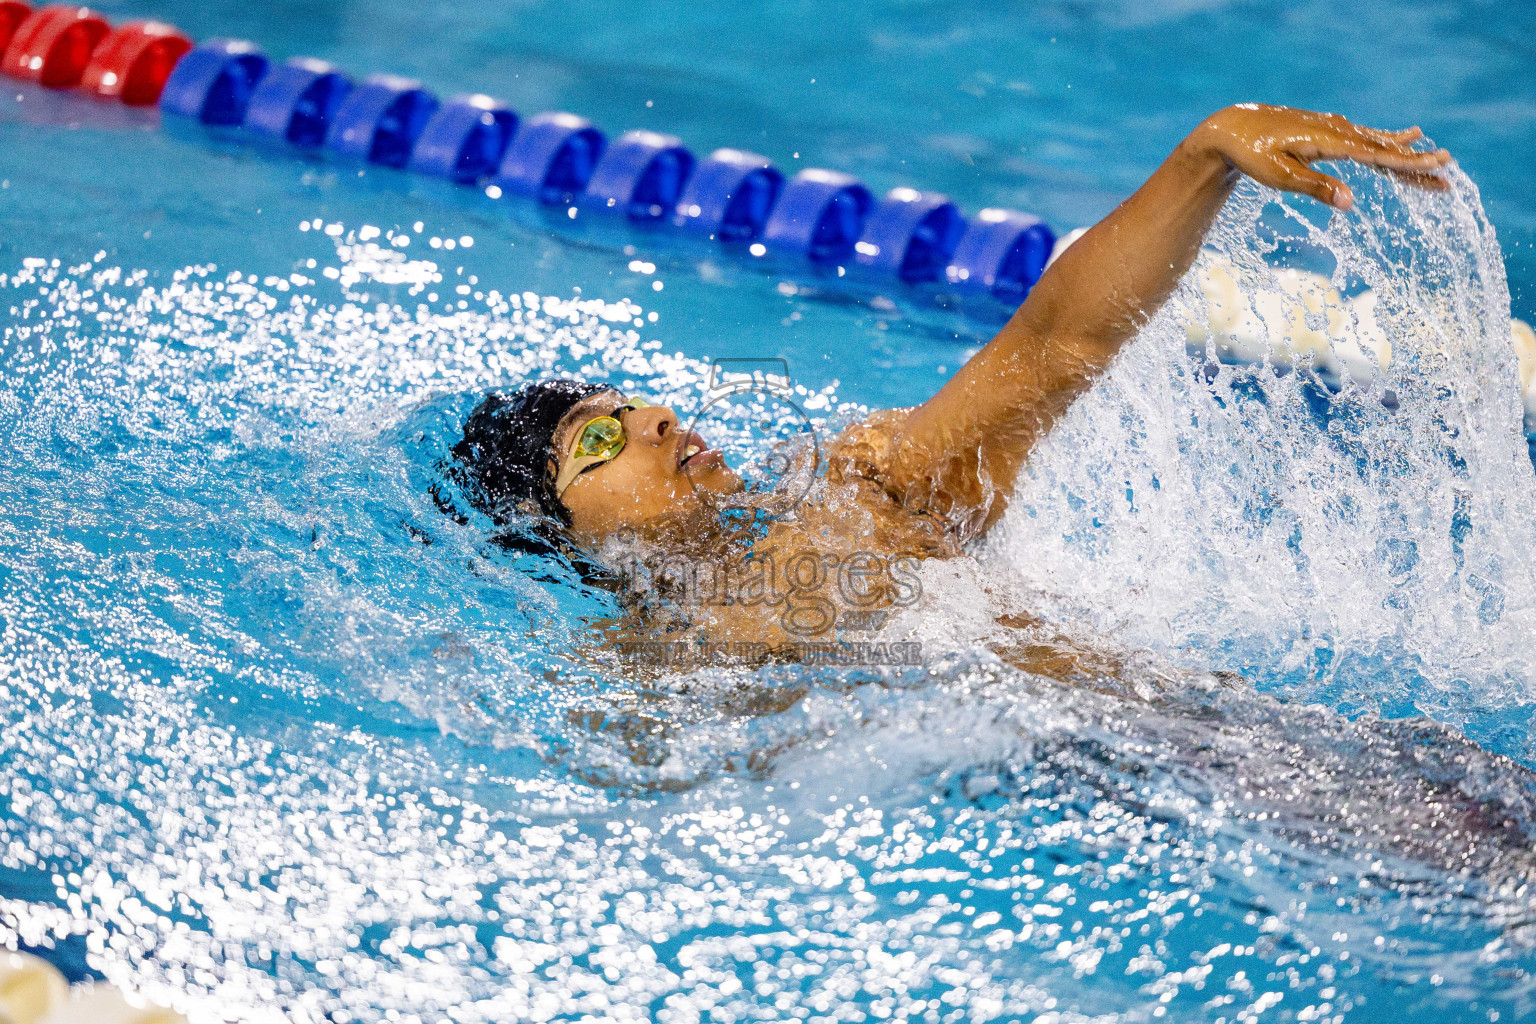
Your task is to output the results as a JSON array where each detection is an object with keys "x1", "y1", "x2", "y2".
[
  {"x1": 552, "y1": 391, "x2": 745, "y2": 544},
  {"x1": 553, "y1": 104, "x2": 1452, "y2": 552}
]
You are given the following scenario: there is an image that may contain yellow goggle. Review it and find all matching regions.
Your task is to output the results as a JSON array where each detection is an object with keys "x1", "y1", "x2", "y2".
[{"x1": 553, "y1": 397, "x2": 651, "y2": 498}]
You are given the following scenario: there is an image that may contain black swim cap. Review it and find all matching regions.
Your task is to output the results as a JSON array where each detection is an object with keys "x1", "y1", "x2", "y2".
[{"x1": 449, "y1": 378, "x2": 610, "y2": 526}]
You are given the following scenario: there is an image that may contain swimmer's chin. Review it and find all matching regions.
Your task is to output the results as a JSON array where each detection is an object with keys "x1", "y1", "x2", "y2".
[
  {"x1": 683, "y1": 453, "x2": 745, "y2": 494},
  {"x1": 713, "y1": 465, "x2": 746, "y2": 495}
]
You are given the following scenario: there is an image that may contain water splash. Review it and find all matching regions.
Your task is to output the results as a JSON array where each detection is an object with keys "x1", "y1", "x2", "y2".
[{"x1": 993, "y1": 163, "x2": 1536, "y2": 754}]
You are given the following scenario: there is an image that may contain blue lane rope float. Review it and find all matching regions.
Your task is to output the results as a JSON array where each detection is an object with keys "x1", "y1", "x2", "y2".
[
  {"x1": 856, "y1": 188, "x2": 968, "y2": 283},
  {"x1": 675, "y1": 148, "x2": 783, "y2": 241},
  {"x1": 245, "y1": 57, "x2": 351, "y2": 147},
  {"x1": 763, "y1": 168, "x2": 875, "y2": 263},
  {"x1": 945, "y1": 208, "x2": 1057, "y2": 301},
  {"x1": 159, "y1": 37, "x2": 267, "y2": 125},
  {"x1": 409, "y1": 93, "x2": 518, "y2": 183},
  {"x1": 495, "y1": 110, "x2": 606, "y2": 205},
  {"x1": 326, "y1": 73, "x2": 439, "y2": 167},
  {"x1": 586, "y1": 130, "x2": 695, "y2": 221}
]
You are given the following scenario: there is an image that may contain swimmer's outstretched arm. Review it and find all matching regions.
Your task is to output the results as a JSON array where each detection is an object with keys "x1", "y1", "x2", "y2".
[{"x1": 879, "y1": 104, "x2": 1451, "y2": 535}]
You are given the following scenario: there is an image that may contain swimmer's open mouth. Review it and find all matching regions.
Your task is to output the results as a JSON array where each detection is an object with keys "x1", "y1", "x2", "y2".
[{"x1": 677, "y1": 428, "x2": 722, "y2": 472}]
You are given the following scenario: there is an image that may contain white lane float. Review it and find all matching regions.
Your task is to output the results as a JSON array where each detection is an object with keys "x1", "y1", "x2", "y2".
[
  {"x1": 1185, "y1": 261, "x2": 1382, "y2": 385},
  {"x1": 0, "y1": 952, "x2": 69, "y2": 1024},
  {"x1": 1185, "y1": 258, "x2": 1534, "y2": 428},
  {"x1": 0, "y1": 951, "x2": 188, "y2": 1024},
  {"x1": 1512, "y1": 317, "x2": 1536, "y2": 433},
  {"x1": 37, "y1": 982, "x2": 185, "y2": 1024}
]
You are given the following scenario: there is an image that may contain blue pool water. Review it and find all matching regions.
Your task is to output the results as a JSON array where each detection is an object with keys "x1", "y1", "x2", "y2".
[{"x1": 2, "y1": 1, "x2": 1535, "y2": 1022}]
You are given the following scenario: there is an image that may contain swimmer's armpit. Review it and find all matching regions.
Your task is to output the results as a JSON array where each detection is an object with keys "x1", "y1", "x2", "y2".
[{"x1": 878, "y1": 104, "x2": 1452, "y2": 536}]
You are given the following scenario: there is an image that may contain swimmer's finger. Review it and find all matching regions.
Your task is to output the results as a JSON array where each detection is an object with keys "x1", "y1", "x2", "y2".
[
  {"x1": 1309, "y1": 118, "x2": 1438, "y2": 166},
  {"x1": 1306, "y1": 139, "x2": 1452, "y2": 171},
  {"x1": 1350, "y1": 147, "x2": 1453, "y2": 175},
  {"x1": 1310, "y1": 123, "x2": 1444, "y2": 158},
  {"x1": 1339, "y1": 120, "x2": 1423, "y2": 151},
  {"x1": 1383, "y1": 167, "x2": 1453, "y2": 192},
  {"x1": 1315, "y1": 112, "x2": 1408, "y2": 150},
  {"x1": 1276, "y1": 154, "x2": 1354, "y2": 210},
  {"x1": 1357, "y1": 150, "x2": 1449, "y2": 181},
  {"x1": 1354, "y1": 132, "x2": 1454, "y2": 171}
]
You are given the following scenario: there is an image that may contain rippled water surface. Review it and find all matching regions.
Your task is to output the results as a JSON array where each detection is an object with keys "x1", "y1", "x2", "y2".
[{"x1": 3, "y1": 1, "x2": 1536, "y2": 1022}]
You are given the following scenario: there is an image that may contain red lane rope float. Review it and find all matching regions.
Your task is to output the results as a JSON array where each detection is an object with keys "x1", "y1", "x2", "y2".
[
  {"x1": 0, "y1": 1, "x2": 32, "y2": 54},
  {"x1": 79, "y1": 19, "x2": 190, "y2": 105},
  {"x1": 2, "y1": 4, "x2": 109, "y2": 88}
]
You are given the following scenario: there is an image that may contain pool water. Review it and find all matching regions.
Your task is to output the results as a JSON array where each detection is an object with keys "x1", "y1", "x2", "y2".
[{"x1": 2, "y1": 1, "x2": 1535, "y2": 1022}]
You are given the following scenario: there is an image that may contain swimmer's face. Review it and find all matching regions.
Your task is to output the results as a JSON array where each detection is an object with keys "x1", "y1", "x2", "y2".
[{"x1": 551, "y1": 390, "x2": 743, "y2": 541}]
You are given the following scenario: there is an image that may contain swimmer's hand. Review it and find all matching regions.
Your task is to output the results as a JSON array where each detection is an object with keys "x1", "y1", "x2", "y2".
[
  {"x1": 875, "y1": 104, "x2": 1452, "y2": 539},
  {"x1": 1191, "y1": 102, "x2": 1451, "y2": 211}
]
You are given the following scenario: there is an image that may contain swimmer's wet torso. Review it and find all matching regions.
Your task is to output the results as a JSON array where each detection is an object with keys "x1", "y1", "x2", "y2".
[{"x1": 450, "y1": 104, "x2": 1452, "y2": 661}]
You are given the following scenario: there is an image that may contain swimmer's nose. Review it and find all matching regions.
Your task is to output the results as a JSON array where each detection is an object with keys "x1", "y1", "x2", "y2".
[{"x1": 626, "y1": 403, "x2": 678, "y2": 446}]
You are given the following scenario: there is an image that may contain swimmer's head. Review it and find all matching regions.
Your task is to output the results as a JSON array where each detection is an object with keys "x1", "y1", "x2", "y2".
[{"x1": 450, "y1": 379, "x2": 742, "y2": 543}]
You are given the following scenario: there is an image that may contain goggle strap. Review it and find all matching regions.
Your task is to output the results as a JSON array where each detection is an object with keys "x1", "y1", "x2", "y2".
[{"x1": 554, "y1": 451, "x2": 611, "y2": 498}]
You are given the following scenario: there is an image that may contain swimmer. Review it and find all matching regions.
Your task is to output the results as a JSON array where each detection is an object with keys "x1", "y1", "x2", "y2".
[{"x1": 447, "y1": 104, "x2": 1452, "y2": 659}]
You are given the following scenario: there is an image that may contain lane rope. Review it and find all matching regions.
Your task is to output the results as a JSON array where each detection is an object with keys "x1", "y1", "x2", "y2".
[{"x1": 0, "y1": 2, "x2": 1058, "y2": 301}]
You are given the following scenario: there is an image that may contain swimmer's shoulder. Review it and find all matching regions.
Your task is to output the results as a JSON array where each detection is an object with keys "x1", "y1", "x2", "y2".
[
  {"x1": 824, "y1": 408, "x2": 908, "y2": 488},
  {"x1": 824, "y1": 409, "x2": 970, "y2": 546},
  {"x1": 799, "y1": 411, "x2": 957, "y2": 557}
]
